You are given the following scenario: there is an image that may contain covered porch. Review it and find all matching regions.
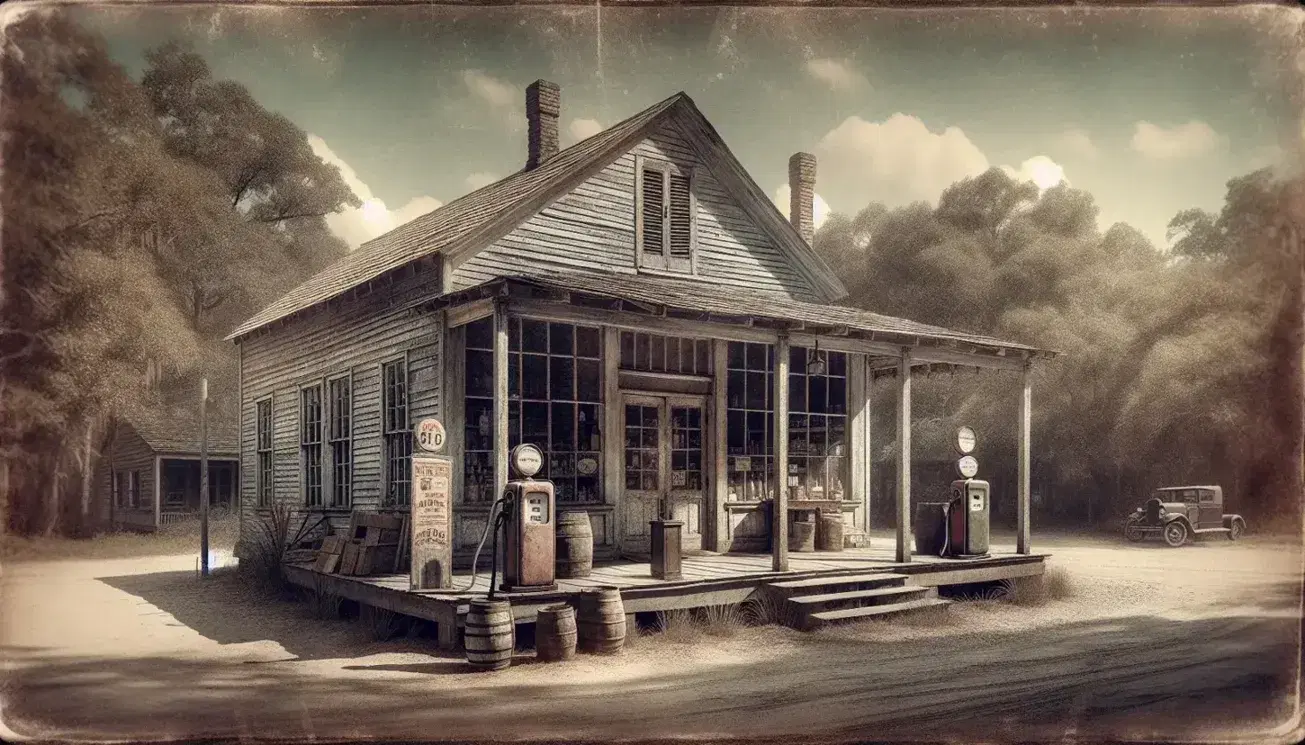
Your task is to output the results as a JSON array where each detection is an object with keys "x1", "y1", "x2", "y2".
[{"x1": 429, "y1": 272, "x2": 1056, "y2": 570}]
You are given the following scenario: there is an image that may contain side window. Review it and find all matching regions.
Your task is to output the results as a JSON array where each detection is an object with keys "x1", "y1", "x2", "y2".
[{"x1": 1199, "y1": 489, "x2": 1215, "y2": 503}]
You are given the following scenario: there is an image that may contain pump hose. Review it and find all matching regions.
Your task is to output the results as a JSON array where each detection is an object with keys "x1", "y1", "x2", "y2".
[
  {"x1": 452, "y1": 493, "x2": 508, "y2": 593},
  {"x1": 939, "y1": 501, "x2": 951, "y2": 558}
]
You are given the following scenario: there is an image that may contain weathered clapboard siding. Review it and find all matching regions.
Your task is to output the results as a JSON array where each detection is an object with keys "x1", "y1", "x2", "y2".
[
  {"x1": 237, "y1": 267, "x2": 443, "y2": 549},
  {"x1": 100, "y1": 425, "x2": 158, "y2": 530},
  {"x1": 451, "y1": 119, "x2": 822, "y2": 301}
]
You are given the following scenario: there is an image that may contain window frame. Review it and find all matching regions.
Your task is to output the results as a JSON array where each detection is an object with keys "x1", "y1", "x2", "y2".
[
  {"x1": 255, "y1": 396, "x2": 274, "y2": 508},
  {"x1": 128, "y1": 470, "x2": 141, "y2": 509},
  {"x1": 299, "y1": 380, "x2": 325, "y2": 509},
  {"x1": 634, "y1": 155, "x2": 697, "y2": 275},
  {"x1": 381, "y1": 355, "x2": 412, "y2": 509},
  {"x1": 327, "y1": 372, "x2": 354, "y2": 510}
]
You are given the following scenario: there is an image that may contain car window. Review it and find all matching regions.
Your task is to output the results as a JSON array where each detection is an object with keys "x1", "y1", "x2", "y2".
[
  {"x1": 1199, "y1": 489, "x2": 1215, "y2": 502},
  {"x1": 1181, "y1": 490, "x2": 1199, "y2": 503}
]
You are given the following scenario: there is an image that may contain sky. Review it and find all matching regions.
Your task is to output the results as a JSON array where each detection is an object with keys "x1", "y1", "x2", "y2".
[{"x1": 74, "y1": 4, "x2": 1303, "y2": 252}]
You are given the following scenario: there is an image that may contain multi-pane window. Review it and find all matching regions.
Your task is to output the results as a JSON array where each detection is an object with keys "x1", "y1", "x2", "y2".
[
  {"x1": 300, "y1": 384, "x2": 323, "y2": 508},
  {"x1": 624, "y1": 404, "x2": 660, "y2": 493},
  {"x1": 128, "y1": 470, "x2": 140, "y2": 509},
  {"x1": 724, "y1": 342, "x2": 851, "y2": 503},
  {"x1": 256, "y1": 398, "x2": 273, "y2": 507},
  {"x1": 788, "y1": 347, "x2": 849, "y2": 502},
  {"x1": 636, "y1": 158, "x2": 694, "y2": 273},
  {"x1": 328, "y1": 375, "x2": 352, "y2": 509},
  {"x1": 619, "y1": 331, "x2": 712, "y2": 375},
  {"x1": 671, "y1": 406, "x2": 704, "y2": 492},
  {"x1": 725, "y1": 342, "x2": 774, "y2": 501},
  {"x1": 463, "y1": 317, "x2": 604, "y2": 505},
  {"x1": 383, "y1": 359, "x2": 412, "y2": 507}
]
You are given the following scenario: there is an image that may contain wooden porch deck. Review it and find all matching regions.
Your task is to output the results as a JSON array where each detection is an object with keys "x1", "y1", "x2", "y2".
[{"x1": 283, "y1": 544, "x2": 1048, "y2": 649}]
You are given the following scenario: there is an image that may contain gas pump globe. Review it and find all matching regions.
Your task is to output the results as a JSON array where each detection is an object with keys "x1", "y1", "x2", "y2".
[{"x1": 500, "y1": 444, "x2": 558, "y2": 592}]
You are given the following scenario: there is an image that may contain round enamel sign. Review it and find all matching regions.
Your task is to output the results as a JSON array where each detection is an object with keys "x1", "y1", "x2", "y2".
[
  {"x1": 956, "y1": 455, "x2": 979, "y2": 479},
  {"x1": 956, "y1": 426, "x2": 977, "y2": 455},
  {"x1": 415, "y1": 418, "x2": 447, "y2": 453},
  {"x1": 511, "y1": 444, "x2": 544, "y2": 479}
]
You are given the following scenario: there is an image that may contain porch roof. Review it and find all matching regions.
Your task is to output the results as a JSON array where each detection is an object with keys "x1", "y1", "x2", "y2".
[{"x1": 429, "y1": 272, "x2": 1059, "y2": 369}]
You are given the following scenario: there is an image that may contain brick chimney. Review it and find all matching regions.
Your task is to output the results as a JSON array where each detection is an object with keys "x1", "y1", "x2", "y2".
[
  {"x1": 526, "y1": 80, "x2": 561, "y2": 170},
  {"x1": 788, "y1": 152, "x2": 817, "y2": 245}
]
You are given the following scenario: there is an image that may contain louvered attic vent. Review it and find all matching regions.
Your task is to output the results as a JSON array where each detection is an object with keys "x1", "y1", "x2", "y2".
[{"x1": 637, "y1": 157, "x2": 695, "y2": 273}]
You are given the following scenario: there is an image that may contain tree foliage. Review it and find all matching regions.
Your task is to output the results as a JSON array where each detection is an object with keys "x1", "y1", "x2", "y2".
[
  {"x1": 819, "y1": 165, "x2": 1301, "y2": 526},
  {"x1": 1, "y1": 10, "x2": 358, "y2": 535}
]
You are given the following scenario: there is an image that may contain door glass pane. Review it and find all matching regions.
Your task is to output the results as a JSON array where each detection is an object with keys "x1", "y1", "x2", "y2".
[
  {"x1": 671, "y1": 405, "x2": 703, "y2": 491},
  {"x1": 625, "y1": 404, "x2": 659, "y2": 491}
]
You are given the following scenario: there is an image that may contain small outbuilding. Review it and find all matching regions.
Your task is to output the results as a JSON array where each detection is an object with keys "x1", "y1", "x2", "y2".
[{"x1": 99, "y1": 408, "x2": 240, "y2": 532}]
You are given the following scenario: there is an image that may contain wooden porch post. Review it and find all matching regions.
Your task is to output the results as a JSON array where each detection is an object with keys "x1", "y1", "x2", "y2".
[
  {"x1": 711, "y1": 339, "x2": 729, "y2": 553},
  {"x1": 895, "y1": 350, "x2": 911, "y2": 563},
  {"x1": 772, "y1": 333, "x2": 790, "y2": 572},
  {"x1": 1017, "y1": 360, "x2": 1032, "y2": 555},
  {"x1": 493, "y1": 300, "x2": 510, "y2": 503}
]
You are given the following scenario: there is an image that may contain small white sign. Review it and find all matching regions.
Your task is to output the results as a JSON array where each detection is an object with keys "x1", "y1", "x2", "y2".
[
  {"x1": 956, "y1": 426, "x2": 977, "y2": 455},
  {"x1": 415, "y1": 418, "x2": 446, "y2": 453},
  {"x1": 957, "y1": 455, "x2": 979, "y2": 479},
  {"x1": 511, "y1": 443, "x2": 544, "y2": 478}
]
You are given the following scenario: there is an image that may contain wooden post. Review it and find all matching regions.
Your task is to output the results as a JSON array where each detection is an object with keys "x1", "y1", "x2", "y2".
[
  {"x1": 895, "y1": 350, "x2": 911, "y2": 563},
  {"x1": 711, "y1": 339, "x2": 729, "y2": 553},
  {"x1": 849, "y1": 354, "x2": 870, "y2": 535},
  {"x1": 492, "y1": 301, "x2": 510, "y2": 504},
  {"x1": 772, "y1": 333, "x2": 790, "y2": 572},
  {"x1": 1017, "y1": 360, "x2": 1032, "y2": 555},
  {"x1": 200, "y1": 377, "x2": 210, "y2": 577}
]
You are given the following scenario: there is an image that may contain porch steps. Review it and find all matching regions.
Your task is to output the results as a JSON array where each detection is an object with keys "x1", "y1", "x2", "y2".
[{"x1": 765, "y1": 571, "x2": 951, "y2": 631}]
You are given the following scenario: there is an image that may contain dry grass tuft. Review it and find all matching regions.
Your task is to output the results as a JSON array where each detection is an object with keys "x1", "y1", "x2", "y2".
[
  {"x1": 310, "y1": 571, "x2": 343, "y2": 620},
  {"x1": 362, "y1": 605, "x2": 406, "y2": 641},
  {"x1": 699, "y1": 604, "x2": 745, "y2": 638},
  {"x1": 652, "y1": 608, "x2": 703, "y2": 644},
  {"x1": 1002, "y1": 567, "x2": 1076, "y2": 607},
  {"x1": 739, "y1": 590, "x2": 805, "y2": 629}
]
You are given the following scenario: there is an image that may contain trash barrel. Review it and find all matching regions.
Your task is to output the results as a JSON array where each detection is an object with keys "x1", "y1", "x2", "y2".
[{"x1": 913, "y1": 502, "x2": 949, "y2": 556}]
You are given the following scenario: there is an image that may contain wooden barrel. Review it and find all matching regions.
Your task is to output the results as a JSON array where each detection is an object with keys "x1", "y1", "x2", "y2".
[
  {"x1": 535, "y1": 603, "x2": 578, "y2": 662},
  {"x1": 576, "y1": 587, "x2": 626, "y2": 654},
  {"x1": 817, "y1": 514, "x2": 845, "y2": 552},
  {"x1": 464, "y1": 599, "x2": 514, "y2": 671},
  {"x1": 791, "y1": 519, "x2": 817, "y2": 552},
  {"x1": 555, "y1": 512, "x2": 594, "y2": 579}
]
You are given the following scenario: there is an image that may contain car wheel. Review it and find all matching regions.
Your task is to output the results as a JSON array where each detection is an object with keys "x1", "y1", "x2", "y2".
[
  {"x1": 1228, "y1": 520, "x2": 1244, "y2": 541},
  {"x1": 1124, "y1": 517, "x2": 1145, "y2": 542},
  {"x1": 1163, "y1": 521, "x2": 1188, "y2": 547}
]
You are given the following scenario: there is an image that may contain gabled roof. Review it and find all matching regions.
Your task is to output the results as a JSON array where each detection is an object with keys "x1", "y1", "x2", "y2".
[
  {"x1": 431, "y1": 271, "x2": 1058, "y2": 362},
  {"x1": 124, "y1": 408, "x2": 239, "y2": 456},
  {"x1": 228, "y1": 91, "x2": 847, "y2": 341}
]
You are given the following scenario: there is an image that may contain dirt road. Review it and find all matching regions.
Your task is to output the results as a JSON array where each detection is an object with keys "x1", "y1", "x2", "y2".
[{"x1": 2, "y1": 533, "x2": 1301, "y2": 742}]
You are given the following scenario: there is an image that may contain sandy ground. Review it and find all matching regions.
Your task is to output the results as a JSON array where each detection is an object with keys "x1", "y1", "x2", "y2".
[{"x1": 2, "y1": 531, "x2": 1302, "y2": 743}]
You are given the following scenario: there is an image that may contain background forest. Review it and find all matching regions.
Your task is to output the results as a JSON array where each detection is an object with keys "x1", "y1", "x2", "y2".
[{"x1": 1, "y1": 11, "x2": 1300, "y2": 537}]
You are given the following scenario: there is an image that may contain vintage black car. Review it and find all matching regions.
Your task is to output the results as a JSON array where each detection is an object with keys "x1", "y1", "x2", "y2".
[{"x1": 1123, "y1": 485, "x2": 1247, "y2": 547}]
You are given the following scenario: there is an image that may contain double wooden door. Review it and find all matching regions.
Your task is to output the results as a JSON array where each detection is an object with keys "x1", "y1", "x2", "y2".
[{"x1": 620, "y1": 394, "x2": 707, "y2": 557}]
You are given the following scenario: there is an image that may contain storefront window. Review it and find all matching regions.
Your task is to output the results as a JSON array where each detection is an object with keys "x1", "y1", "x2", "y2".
[
  {"x1": 725, "y1": 342, "x2": 774, "y2": 501},
  {"x1": 463, "y1": 317, "x2": 604, "y2": 505},
  {"x1": 725, "y1": 342, "x2": 850, "y2": 502},
  {"x1": 788, "y1": 348, "x2": 849, "y2": 502}
]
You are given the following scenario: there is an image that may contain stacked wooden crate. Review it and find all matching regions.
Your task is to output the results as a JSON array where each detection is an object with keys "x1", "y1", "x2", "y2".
[{"x1": 312, "y1": 512, "x2": 408, "y2": 576}]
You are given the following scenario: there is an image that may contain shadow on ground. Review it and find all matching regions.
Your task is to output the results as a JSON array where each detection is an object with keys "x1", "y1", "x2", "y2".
[
  {"x1": 5, "y1": 607, "x2": 1299, "y2": 743},
  {"x1": 95, "y1": 569, "x2": 455, "y2": 661}
]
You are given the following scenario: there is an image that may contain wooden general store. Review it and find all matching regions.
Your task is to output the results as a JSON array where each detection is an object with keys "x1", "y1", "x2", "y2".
[{"x1": 230, "y1": 80, "x2": 1056, "y2": 638}]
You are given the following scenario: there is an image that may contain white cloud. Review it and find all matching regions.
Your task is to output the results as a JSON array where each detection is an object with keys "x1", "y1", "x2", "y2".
[
  {"x1": 568, "y1": 118, "x2": 603, "y2": 143},
  {"x1": 1055, "y1": 128, "x2": 1098, "y2": 160},
  {"x1": 814, "y1": 114, "x2": 991, "y2": 211},
  {"x1": 462, "y1": 69, "x2": 517, "y2": 109},
  {"x1": 308, "y1": 134, "x2": 442, "y2": 249},
  {"x1": 772, "y1": 184, "x2": 832, "y2": 230},
  {"x1": 1001, "y1": 155, "x2": 1068, "y2": 193},
  {"x1": 464, "y1": 172, "x2": 500, "y2": 191},
  {"x1": 1130, "y1": 120, "x2": 1222, "y2": 160},
  {"x1": 804, "y1": 58, "x2": 868, "y2": 91}
]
